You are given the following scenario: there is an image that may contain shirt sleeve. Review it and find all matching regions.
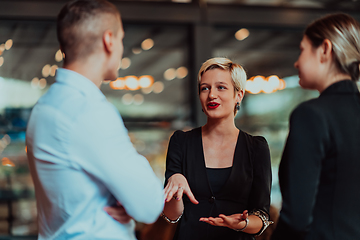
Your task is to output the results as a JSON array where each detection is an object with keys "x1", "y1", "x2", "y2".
[
  {"x1": 272, "y1": 102, "x2": 330, "y2": 239},
  {"x1": 164, "y1": 130, "x2": 184, "y2": 185},
  {"x1": 69, "y1": 101, "x2": 164, "y2": 224},
  {"x1": 248, "y1": 136, "x2": 272, "y2": 214}
]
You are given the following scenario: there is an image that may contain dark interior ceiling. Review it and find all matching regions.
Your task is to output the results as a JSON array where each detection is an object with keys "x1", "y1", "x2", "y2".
[{"x1": 0, "y1": 0, "x2": 359, "y2": 122}]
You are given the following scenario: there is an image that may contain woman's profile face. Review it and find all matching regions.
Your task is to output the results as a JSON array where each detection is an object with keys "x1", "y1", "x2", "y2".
[
  {"x1": 199, "y1": 68, "x2": 241, "y2": 119},
  {"x1": 294, "y1": 35, "x2": 322, "y2": 90}
]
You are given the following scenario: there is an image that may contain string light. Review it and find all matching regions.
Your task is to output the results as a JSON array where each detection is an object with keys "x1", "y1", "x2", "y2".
[
  {"x1": 42, "y1": 64, "x2": 51, "y2": 78},
  {"x1": 164, "y1": 68, "x2": 176, "y2": 81},
  {"x1": 122, "y1": 93, "x2": 133, "y2": 105},
  {"x1": 235, "y1": 28, "x2": 250, "y2": 41},
  {"x1": 125, "y1": 76, "x2": 139, "y2": 90},
  {"x1": 50, "y1": 65, "x2": 58, "y2": 77},
  {"x1": 133, "y1": 94, "x2": 144, "y2": 105},
  {"x1": 141, "y1": 86, "x2": 153, "y2": 94},
  {"x1": 138, "y1": 75, "x2": 154, "y2": 88},
  {"x1": 141, "y1": 38, "x2": 154, "y2": 51},
  {"x1": 132, "y1": 48, "x2": 142, "y2": 54},
  {"x1": 39, "y1": 78, "x2": 47, "y2": 89},
  {"x1": 121, "y1": 58, "x2": 131, "y2": 70},
  {"x1": 153, "y1": 81, "x2": 164, "y2": 94},
  {"x1": 5, "y1": 39, "x2": 13, "y2": 50},
  {"x1": 245, "y1": 75, "x2": 286, "y2": 94},
  {"x1": 176, "y1": 67, "x2": 188, "y2": 79},
  {"x1": 55, "y1": 49, "x2": 63, "y2": 62},
  {"x1": 110, "y1": 78, "x2": 126, "y2": 90},
  {"x1": 31, "y1": 77, "x2": 39, "y2": 89}
]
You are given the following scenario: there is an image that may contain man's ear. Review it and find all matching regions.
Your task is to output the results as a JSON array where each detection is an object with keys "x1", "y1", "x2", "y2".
[
  {"x1": 320, "y1": 39, "x2": 333, "y2": 63},
  {"x1": 103, "y1": 30, "x2": 114, "y2": 54}
]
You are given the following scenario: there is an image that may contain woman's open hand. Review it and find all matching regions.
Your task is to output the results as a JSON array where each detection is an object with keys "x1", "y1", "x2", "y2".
[
  {"x1": 199, "y1": 210, "x2": 248, "y2": 230},
  {"x1": 164, "y1": 173, "x2": 198, "y2": 204}
]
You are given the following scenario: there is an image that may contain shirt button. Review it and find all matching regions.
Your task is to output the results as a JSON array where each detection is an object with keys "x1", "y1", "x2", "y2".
[{"x1": 209, "y1": 196, "x2": 215, "y2": 203}]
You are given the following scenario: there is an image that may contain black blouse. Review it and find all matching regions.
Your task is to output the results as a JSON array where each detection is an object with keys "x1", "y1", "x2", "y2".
[
  {"x1": 165, "y1": 127, "x2": 272, "y2": 240},
  {"x1": 206, "y1": 167, "x2": 232, "y2": 195}
]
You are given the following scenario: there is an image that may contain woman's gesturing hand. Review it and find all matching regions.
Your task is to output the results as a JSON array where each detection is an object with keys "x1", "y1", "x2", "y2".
[
  {"x1": 164, "y1": 173, "x2": 199, "y2": 204},
  {"x1": 199, "y1": 210, "x2": 249, "y2": 230}
]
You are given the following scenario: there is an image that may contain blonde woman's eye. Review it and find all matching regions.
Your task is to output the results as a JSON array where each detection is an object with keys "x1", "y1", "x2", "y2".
[
  {"x1": 201, "y1": 87, "x2": 209, "y2": 91},
  {"x1": 219, "y1": 86, "x2": 226, "y2": 90}
]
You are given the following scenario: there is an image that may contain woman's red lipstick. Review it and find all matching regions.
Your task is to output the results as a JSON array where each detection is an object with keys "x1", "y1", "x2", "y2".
[{"x1": 207, "y1": 102, "x2": 219, "y2": 109}]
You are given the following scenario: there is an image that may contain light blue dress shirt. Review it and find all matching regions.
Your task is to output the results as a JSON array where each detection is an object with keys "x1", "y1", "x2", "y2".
[{"x1": 26, "y1": 68, "x2": 164, "y2": 240}]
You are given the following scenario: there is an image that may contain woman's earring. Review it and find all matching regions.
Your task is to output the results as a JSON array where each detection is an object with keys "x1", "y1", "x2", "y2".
[{"x1": 236, "y1": 102, "x2": 240, "y2": 111}]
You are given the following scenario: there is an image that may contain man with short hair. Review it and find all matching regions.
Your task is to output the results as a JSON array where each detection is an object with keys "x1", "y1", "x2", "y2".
[{"x1": 26, "y1": 1, "x2": 164, "y2": 239}]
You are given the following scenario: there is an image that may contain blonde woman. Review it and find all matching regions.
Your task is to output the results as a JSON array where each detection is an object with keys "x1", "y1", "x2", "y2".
[
  {"x1": 163, "y1": 57, "x2": 272, "y2": 240},
  {"x1": 271, "y1": 13, "x2": 360, "y2": 240}
]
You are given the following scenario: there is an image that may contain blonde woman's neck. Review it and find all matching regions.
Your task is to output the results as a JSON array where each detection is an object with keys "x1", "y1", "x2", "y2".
[{"x1": 202, "y1": 117, "x2": 239, "y2": 138}]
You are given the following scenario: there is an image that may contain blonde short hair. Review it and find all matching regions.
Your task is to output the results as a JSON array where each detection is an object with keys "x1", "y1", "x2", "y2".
[
  {"x1": 197, "y1": 57, "x2": 247, "y2": 115},
  {"x1": 305, "y1": 13, "x2": 360, "y2": 81},
  {"x1": 197, "y1": 57, "x2": 247, "y2": 94}
]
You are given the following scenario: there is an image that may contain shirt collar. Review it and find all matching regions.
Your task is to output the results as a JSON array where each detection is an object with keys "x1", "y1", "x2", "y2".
[
  {"x1": 55, "y1": 68, "x2": 106, "y2": 100},
  {"x1": 320, "y1": 79, "x2": 359, "y2": 97}
]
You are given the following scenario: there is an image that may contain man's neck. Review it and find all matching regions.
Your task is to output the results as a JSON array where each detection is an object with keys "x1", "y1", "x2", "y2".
[{"x1": 63, "y1": 57, "x2": 105, "y2": 88}]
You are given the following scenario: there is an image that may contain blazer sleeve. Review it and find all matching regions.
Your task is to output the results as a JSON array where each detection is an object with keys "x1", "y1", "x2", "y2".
[
  {"x1": 248, "y1": 136, "x2": 272, "y2": 214},
  {"x1": 165, "y1": 130, "x2": 185, "y2": 184},
  {"x1": 272, "y1": 103, "x2": 330, "y2": 240}
]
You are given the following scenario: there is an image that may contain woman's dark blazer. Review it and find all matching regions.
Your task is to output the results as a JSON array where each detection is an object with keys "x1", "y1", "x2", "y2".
[
  {"x1": 165, "y1": 127, "x2": 272, "y2": 240},
  {"x1": 272, "y1": 80, "x2": 360, "y2": 240}
]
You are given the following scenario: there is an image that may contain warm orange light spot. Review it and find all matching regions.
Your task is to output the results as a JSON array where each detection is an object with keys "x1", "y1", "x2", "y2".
[
  {"x1": 25, "y1": 146, "x2": 27, "y2": 153},
  {"x1": 42, "y1": 64, "x2": 51, "y2": 78},
  {"x1": 5, "y1": 39, "x2": 13, "y2": 50},
  {"x1": 110, "y1": 78, "x2": 126, "y2": 90},
  {"x1": 2, "y1": 157, "x2": 15, "y2": 167},
  {"x1": 153, "y1": 81, "x2": 164, "y2": 94},
  {"x1": 279, "y1": 79, "x2": 286, "y2": 90},
  {"x1": 246, "y1": 75, "x2": 286, "y2": 94},
  {"x1": 235, "y1": 28, "x2": 250, "y2": 41},
  {"x1": 55, "y1": 49, "x2": 63, "y2": 62},
  {"x1": 176, "y1": 67, "x2": 188, "y2": 79},
  {"x1": 141, "y1": 38, "x2": 154, "y2": 50},
  {"x1": 138, "y1": 75, "x2": 154, "y2": 88},
  {"x1": 125, "y1": 76, "x2": 140, "y2": 90},
  {"x1": 246, "y1": 76, "x2": 263, "y2": 94},
  {"x1": 164, "y1": 68, "x2": 176, "y2": 81}
]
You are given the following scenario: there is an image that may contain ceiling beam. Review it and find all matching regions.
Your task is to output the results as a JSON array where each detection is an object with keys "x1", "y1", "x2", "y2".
[{"x1": 0, "y1": 1, "x2": 359, "y2": 28}]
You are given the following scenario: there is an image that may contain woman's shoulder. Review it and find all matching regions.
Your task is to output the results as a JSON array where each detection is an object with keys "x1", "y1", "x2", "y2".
[
  {"x1": 290, "y1": 98, "x2": 326, "y2": 123},
  {"x1": 170, "y1": 127, "x2": 201, "y2": 141},
  {"x1": 294, "y1": 97, "x2": 326, "y2": 113},
  {"x1": 240, "y1": 130, "x2": 268, "y2": 147},
  {"x1": 240, "y1": 131, "x2": 271, "y2": 165}
]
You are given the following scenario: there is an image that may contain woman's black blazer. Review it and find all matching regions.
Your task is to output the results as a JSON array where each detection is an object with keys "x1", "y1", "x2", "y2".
[
  {"x1": 272, "y1": 80, "x2": 360, "y2": 240},
  {"x1": 165, "y1": 127, "x2": 272, "y2": 240}
]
